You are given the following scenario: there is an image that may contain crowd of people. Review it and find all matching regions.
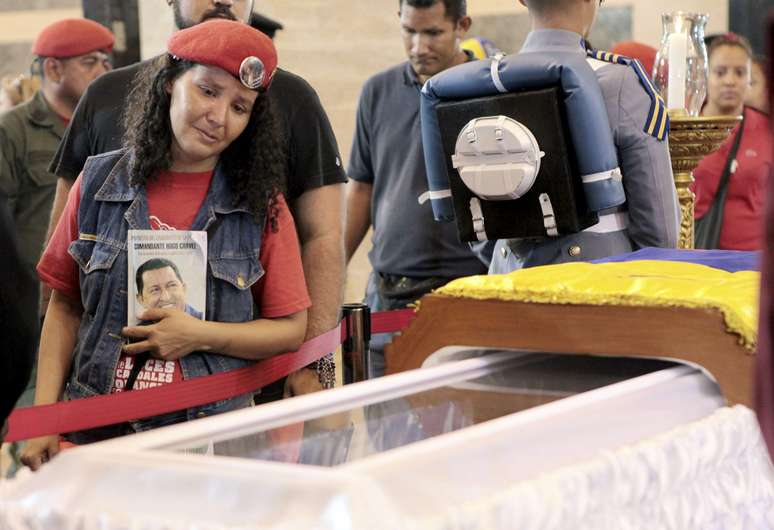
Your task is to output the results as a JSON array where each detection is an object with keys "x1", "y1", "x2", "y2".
[{"x1": 0, "y1": 0, "x2": 770, "y2": 473}]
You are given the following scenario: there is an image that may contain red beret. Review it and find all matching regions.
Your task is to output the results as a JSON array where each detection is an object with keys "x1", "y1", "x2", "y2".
[
  {"x1": 33, "y1": 18, "x2": 114, "y2": 58},
  {"x1": 611, "y1": 41, "x2": 658, "y2": 76},
  {"x1": 167, "y1": 19, "x2": 278, "y2": 90}
]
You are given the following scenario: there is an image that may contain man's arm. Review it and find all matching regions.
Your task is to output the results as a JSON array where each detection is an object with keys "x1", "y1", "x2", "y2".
[
  {"x1": 40, "y1": 178, "x2": 74, "y2": 314},
  {"x1": 345, "y1": 179, "x2": 373, "y2": 263},
  {"x1": 616, "y1": 69, "x2": 680, "y2": 249},
  {"x1": 291, "y1": 183, "x2": 346, "y2": 340},
  {"x1": 21, "y1": 289, "x2": 82, "y2": 469},
  {"x1": 0, "y1": 124, "x2": 21, "y2": 206},
  {"x1": 43, "y1": 78, "x2": 94, "y2": 314}
]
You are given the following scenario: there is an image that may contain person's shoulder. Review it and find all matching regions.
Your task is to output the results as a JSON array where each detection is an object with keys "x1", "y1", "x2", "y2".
[
  {"x1": 268, "y1": 68, "x2": 326, "y2": 119},
  {"x1": 365, "y1": 62, "x2": 409, "y2": 88},
  {"x1": 79, "y1": 148, "x2": 129, "y2": 191},
  {"x1": 0, "y1": 100, "x2": 27, "y2": 129},
  {"x1": 355, "y1": 63, "x2": 410, "y2": 106},
  {"x1": 80, "y1": 60, "x2": 149, "y2": 103},
  {"x1": 93, "y1": 61, "x2": 146, "y2": 88},
  {"x1": 588, "y1": 55, "x2": 638, "y2": 85},
  {"x1": 745, "y1": 105, "x2": 770, "y2": 127},
  {"x1": 589, "y1": 52, "x2": 651, "y2": 104},
  {"x1": 82, "y1": 147, "x2": 129, "y2": 172},
  {"x1": 270, "y1": 68, "x2": 328, "y2": 102},
  {"x1": 88, "y1": 146, "x2": 128, "y2": 161},
  {"x1": 0, "y1": 100, "x2": 31, "y2": 144}
]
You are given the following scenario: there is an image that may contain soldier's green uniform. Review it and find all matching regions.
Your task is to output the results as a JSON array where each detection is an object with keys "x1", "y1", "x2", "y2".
[{"x1": 0, "y1": 90, "x2": 65, "y2": 275}]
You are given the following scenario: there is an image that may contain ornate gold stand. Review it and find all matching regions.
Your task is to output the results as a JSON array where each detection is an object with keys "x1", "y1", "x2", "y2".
[{"x1": 668, "y1": 113, "x2": 741, "y2": 248}]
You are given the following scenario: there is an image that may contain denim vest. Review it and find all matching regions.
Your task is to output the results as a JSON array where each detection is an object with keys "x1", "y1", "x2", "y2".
[{"x1": 66, "y1": 149, "x2": 263, "y2": 441}]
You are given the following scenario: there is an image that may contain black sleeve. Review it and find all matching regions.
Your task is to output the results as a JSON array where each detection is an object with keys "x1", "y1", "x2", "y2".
[
  {"x1": 271, "y1": 70, "x2": 347, "y2": 201},
  {"x1": 48, "y1": 63, "x2": 139, "y2": 180},
  {"x1": 0, "y1": 194, "x2": 36, "y2": 427},
  {"x1": 347, "y1": 81, "x2": 375, "y2": 183}
]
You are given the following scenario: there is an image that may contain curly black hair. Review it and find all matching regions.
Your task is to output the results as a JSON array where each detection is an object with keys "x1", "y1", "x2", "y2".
[{"x1": 122, "y1": 55, "x2": 285, "y2": 230}]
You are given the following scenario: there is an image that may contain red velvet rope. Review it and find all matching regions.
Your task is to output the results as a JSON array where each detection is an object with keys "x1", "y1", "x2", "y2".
[
  {"x1": 371, "y1": 308, "x2": 416, "y2": 334},
  {"x1": 5, "y1": 309, "x2": 415, "y2": 443}
]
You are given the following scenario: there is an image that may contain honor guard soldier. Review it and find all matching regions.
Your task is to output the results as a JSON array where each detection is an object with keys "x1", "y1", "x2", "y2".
[{"x1": 419, "y1": 0, "x2": 680, "y2": 273}]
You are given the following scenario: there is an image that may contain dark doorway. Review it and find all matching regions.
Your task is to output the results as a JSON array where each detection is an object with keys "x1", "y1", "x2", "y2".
[
  {"x1": 730, "y1": 0, "x2": 774, "y2": 56},
  {"x1": 82, "y1": 0, "x2": 141, "y2": 68}
]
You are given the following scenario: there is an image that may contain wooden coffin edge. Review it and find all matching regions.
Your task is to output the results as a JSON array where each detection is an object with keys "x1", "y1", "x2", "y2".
[{"x1": 385, "y1": 294, "x2": 754, "y2": 407}]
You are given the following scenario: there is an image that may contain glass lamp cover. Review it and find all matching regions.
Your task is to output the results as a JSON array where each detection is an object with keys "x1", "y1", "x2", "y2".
[{"x1": 653, "y1": 12, "x2": 709, "y2": 116}]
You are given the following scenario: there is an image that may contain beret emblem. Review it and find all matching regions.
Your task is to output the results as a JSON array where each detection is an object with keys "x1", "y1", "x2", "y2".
[{"x1": 239, "y1": 56, "x2": 265, "y2": 90}]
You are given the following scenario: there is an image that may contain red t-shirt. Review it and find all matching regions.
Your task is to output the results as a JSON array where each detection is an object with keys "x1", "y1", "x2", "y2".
[
  {"x1": 692, "y1": 107, "x2": 772, "y2": 251},
  {"x1": 38, "y1": 169, "x2": 310, "y2": 393}
]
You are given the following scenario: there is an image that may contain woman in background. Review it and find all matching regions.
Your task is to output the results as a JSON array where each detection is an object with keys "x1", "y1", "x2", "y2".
[{"x1": 692, "y1": 33, "x2": 771, "y2": 250}]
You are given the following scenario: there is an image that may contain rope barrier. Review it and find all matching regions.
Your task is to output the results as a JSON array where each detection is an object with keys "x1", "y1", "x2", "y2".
[
  {"x1": 371, "y1": 308, "x2": 416, "y2": 335},
  {"x1": 4, "y1": 308, "x2": 416, "y2": 443}
]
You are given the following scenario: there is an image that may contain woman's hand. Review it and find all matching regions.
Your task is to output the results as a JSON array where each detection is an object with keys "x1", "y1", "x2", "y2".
[
  {"x1": 122, "y1": 308, "x2": 206, "y2": 361},
  {"x1": 20, "y1": 435, "x2": 60, "y2": 471}
]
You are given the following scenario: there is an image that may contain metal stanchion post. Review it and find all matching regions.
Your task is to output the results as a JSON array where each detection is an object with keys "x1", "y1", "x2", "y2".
[{"x1": 341, "y1": 303, "x2": 371, "y2": 384}]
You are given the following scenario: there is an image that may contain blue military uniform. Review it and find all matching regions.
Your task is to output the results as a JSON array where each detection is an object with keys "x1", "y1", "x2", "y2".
[{"x1": 489, "y1": 29, "x2": 679, "y2": 273}]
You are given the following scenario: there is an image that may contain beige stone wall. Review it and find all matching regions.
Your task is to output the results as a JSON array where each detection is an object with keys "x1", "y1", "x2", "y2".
[
  {"x1": 0, "y1": 6, "x2": 82, "y2": 79},
  {"x1": 464, "y1": 0, "x2": 728, "y2": 46},
  {"x1": 0, "y1": 1, "x2": 735, "y2": 301}
]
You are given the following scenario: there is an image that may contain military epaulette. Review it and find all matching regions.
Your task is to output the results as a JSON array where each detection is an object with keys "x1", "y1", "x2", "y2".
[{"x1": 587, "y1": 49, "x2": 669, "y2": 141}]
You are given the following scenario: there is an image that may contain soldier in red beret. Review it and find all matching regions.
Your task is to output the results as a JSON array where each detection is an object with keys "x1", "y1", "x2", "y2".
[
  {"x1": 31, "y1": 18, "x2": 114, "y2": 119},
  {"x1": 0, "y1": 17, "x2": 113, "y2": 274},
  {"x1": 23, "y1": 19, "x2": 312, "y2": 469},
  {"x1": 0, "y1": 19, "x2": 114, "y2": 454}
]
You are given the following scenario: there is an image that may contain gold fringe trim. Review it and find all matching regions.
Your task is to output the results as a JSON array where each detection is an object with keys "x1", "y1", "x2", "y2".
[{"x1": 436, "y1": 261, "x2": 759, "y2": 351}]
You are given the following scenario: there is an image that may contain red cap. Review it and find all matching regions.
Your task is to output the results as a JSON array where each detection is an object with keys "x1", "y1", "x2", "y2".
[
  {"x1": 611, "y1": 41, "x2": 658, "y2": 76},
  {"x1": 33, "y1": 18, "x2": 114, "y2": 58},
  {"x1": 167, "y1": 19, "x2": 278, "y2": 90}
]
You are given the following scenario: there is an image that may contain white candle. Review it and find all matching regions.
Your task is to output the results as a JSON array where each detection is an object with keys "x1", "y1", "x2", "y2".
[{"x1": 667, "y1": 33, "x2": 688, "y2": 110}]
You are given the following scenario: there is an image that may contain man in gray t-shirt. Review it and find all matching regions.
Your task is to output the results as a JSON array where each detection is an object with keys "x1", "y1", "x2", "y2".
[{"x1": 345, "y1": 0, "x2": 486, "y2": 377}]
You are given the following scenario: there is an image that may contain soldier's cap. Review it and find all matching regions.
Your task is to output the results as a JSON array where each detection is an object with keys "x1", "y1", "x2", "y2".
[
  {"x1": 33, "y1": 18, "x2": 114, "y2": 58},
  {"x1": 167, "y1": 19, "x2": 277, "y2": 91}
]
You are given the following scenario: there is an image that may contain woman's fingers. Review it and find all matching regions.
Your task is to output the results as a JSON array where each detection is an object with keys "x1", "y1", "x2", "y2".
[
  {"x1": 121, "y1": 325, "x2": 150, "y2": 339},
  {"x1": 136, "y1": 308, "x2": 170, "y2": 322},
  {"x1": 122, "y1": 340, "x2": 153, "y2": 356},
  {"x1": 20, "y1": 436, "x2": 60, "y2": 471}
]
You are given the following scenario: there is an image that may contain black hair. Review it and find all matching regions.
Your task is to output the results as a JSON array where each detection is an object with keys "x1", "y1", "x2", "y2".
[
  {"x1": 707, "y1": 32, "x2": 753, "y2": 62},
  {"x1": 136, "y1": 257, "x2": 183, "y2": 294},
  {"x1": 399, "y1": 0, "x2": 467, "y2": 23},
  {"x1": 122, "y1": 55, "x2": 286, "y2": 229}
]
